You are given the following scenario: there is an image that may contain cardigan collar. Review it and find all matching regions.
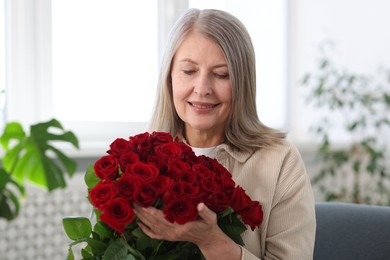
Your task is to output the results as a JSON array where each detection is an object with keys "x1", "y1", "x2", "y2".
[{"x1": 215, "y1": 143, "x2": 253, "y2": 164}]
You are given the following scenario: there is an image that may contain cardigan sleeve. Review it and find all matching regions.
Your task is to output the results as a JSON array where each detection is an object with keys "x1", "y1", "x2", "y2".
[
  {"x1": 263, "y1": 144, "x2": 316, "y2": 260},
  {"x1": 241, "y1": 246, "x2": 262, "y2": 260},
  {"x1": 217, "y1": 141, "x2": 316, "y2": 259}
]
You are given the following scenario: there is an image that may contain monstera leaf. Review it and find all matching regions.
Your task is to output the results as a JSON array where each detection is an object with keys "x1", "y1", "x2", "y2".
[
  {"x1": 0, "y1": 118, "x2": 79, "y2": 191},
  {"x1": 0, "y1": 168, "x2": 23, "y2": 220}
]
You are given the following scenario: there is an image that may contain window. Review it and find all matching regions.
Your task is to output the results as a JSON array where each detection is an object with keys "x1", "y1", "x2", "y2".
[
  {"x1": 52, "y1": 1, "x2": 158, "y2": 123},
  {"x1": 0, "y1": 0, "x2": 5, "y2": 127},
  {"x1": 4, "y1": 0, "x2": 288, "y2": 156}
]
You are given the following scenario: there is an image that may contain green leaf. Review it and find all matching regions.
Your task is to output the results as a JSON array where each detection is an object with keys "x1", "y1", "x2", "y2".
[
  {"x1": 102, "y1": 239, "x2": 128, "y2": 260},
  {"x1": 0, "y1": 188, "x2": 20, "y2": 220},
  {"x1": 49, "y1": 145, "x2": 78, "y2": 177},
  {"x1": 0, "y1": 122, "x2": 26, "y2": 150},
  {"x1": 94, "y1": 221, "x2": 114, "y2": 239},
  {"x1": 218, "y1": 213, "x2": 246, "y2": 245},
  {"x1": 85, "y1": 164, "x2": 100, "y2": 189},
  {"x1": 217, "y1": 206, "x2": 234, "y2": 219},
  {"x1": 0, "y1": 168, "x2": 9, "y2": 191},
  {"x1": 30, "y1": 119, "x2": 79, "y2": 148},
  {"x1": 1, "y1": 143, "x2": 24, "y2": 177},
  {"x1": 66, "y1": 247, "x2": 75, "y2": 260},
  {"x1": 63, "y1": 216, "x2": 92, "y2": 240},
  {"x1": 0, "y1": 167, "x2": 24, "y2": 220},
  {"x1": 1, "y1": 118, "x2": 79, "y2": 191},
  {"x1": 85, "y1": 237, "x2": 108, "y2": 255},
  {"x1": 81, "y1": 247, "x2": 95, "y2": 259}
]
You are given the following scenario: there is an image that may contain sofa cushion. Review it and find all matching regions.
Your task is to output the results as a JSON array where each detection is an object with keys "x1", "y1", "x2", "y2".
[{"x1": 314, "y1": 202, "x2": 390, "y2": 260}]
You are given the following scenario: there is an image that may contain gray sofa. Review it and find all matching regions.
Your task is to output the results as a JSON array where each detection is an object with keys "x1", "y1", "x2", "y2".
[{"x1": 314, "y1": 202, "x2": 390, "y2": 260}]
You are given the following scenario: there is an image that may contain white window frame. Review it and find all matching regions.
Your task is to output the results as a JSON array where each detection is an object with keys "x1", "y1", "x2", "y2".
[{"x1": 4, "y1": 0, "x2": 189, "y2": 156}]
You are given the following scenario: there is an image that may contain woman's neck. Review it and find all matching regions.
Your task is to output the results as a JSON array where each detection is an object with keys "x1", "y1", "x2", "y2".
[{"x1": 184, "y1": 129, "x2": 225, "y2": 148}]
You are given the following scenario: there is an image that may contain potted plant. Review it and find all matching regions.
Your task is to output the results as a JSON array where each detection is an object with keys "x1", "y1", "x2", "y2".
[
  {"x1": 301, "y1": 44, "x2": 390, "y2": 205},
  {"x1": 0, "y1": 118, "x2": 79, "y2": 220}
]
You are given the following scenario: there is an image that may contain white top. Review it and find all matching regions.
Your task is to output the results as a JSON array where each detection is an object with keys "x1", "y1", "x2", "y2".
[{"x1": 191, "y1": 146, "x2": 219, "y2": 158}]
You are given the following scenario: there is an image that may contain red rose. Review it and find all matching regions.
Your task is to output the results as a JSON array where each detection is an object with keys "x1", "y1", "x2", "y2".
[
  {"x1": 154, "y1": 142, "x2": 182, "y2": 160},
  {"x1": 204, "y1": 190, "x2": 230, "y2": 213},
  {"x1": 192, "y1": 163, "x2": 213, "y2": 178},
  {"x1": 151, "y1": 131, "x2": 173, "y2": 145},
  {"x1": 137, "y1": 139, "x2": 153, "y2": 158},
  {"x1": 162, "y1": 181, "x2": 200, "y2": 204},
  {"x1": 133, "y1": 181, "x2": 158, "y2": 207},
  {"x1": 94, "y1": 155, "x2": 119, "y2": 180},
  {"x1": 116, "y1": 173, "x2": 142, "y2": 201},
  {"x1": 239, "y1": 200, "x2": 263, "y2": 231},
  {"x1": 178, "y1": 142, "x2": 196, "y2": 161},
  {"x1": 163, "y1": 198, "x2": 198, "y2": 224},
  {"x1": 197, "y1": 155, "x2": 214, "y2": 169},
  {"x1": 107, "y1": 138, "x2": 131, "y2": 158},
  {"x1": 125, "y1": 161, "x2": 159, "y2": 181},
  {"x1": 89, "y1": 180, "x2": 118, "y2": 210},
  {"x1": 129, "y1": 132, "x2": 150, "y2": 146},
  {"x1": 165, "y1": 158, "x2": 191, "y2": 178},
  {"x1": 174, "y1": 170, "x2": 198, "y2": 184},
  {"x1": 230, "y1": 186, "x2": 253, "y2": 212},
  {"x1": 181, "y1": 182, "x2": 201, "y2": 199},
  {"x1": 119, "y1": 151, "x2": 140, "y2": 171},
  {"x1": 212, "y1": 174, "x2": 236, "y2": 198},
  {"x1": 220, "y1": 176, "x2": 236, "y2": 198},
  {"x1": 146, "y1": 155, "x2": 167, "y2": 170},
  {"x1": 230, "y1": 186, "x2": 263, "y2": 230},
  {"x1": 164, "y1": 182, "x2": 185, "y2": 201},
  {"x1": 212, "y1": 161, "x2": 232, "y2": 179},
  {"x1": 150, "y1": 176, "x2": 173, "y2": 196},
  {"x1": 100, "y1": 197, "x2": 135, "y2": 233},
  {"x1": 200, "y1": 175, "x2": 220, "y2": 193}
]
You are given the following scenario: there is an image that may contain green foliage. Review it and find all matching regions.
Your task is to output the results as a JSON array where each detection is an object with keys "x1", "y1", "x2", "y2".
[
  {"x1": 63, "y1": 217, "x2": 93, "y2": 241},
  {"x1": 0, "y1": 118, "x2": 79, "y2": 220},
  {"x1": 301, "y1": 44, "x2": 390, "y2": 205}
]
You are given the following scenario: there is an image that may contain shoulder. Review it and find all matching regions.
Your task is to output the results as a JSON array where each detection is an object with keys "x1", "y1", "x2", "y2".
[
  {"x1": 218, "y1": 138, "x2": 303, "y2": 165},
  {"x1": 252, "y1": 138, "x2": 304, "y2": 165}
]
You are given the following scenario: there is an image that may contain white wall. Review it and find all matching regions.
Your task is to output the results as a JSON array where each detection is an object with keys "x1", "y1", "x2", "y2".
[{"x1": 288, "y1": 0, "x2": 390, "y2": 146}]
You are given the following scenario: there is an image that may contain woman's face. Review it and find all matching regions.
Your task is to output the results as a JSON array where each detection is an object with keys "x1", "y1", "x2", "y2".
[{"x1": 171, "y1": 32, "x2": 232, "y2": 140}]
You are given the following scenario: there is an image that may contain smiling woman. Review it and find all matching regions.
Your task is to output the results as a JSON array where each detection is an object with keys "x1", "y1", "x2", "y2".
[{"x1": 171, "y1": 32, "x2": 232, "y2": 146}]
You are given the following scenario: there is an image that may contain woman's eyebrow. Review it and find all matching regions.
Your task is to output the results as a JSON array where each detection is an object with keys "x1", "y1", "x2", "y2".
[
  {"x1": 179, "y1": 58, "x2": 227, "y2": 69},
  {"x1": 179, "y1": 58, "x2": 197, "y2": 64}
]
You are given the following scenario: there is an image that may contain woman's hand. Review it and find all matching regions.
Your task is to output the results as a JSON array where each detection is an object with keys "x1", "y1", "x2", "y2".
[
  {"x1": 134, "y1": 202, "x2": 242, "y2": 260},
  {"x1": 134, "y1": 202, "x2": 216, "y2": 244}
]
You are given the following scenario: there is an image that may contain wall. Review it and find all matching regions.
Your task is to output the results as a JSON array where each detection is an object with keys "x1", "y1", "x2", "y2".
[
  {"x1": 288, "y1": 0, "x2": 390, "y2": 201},
  {"x1": 288, "y1": 0, "x2": 390, "y2": 145}
]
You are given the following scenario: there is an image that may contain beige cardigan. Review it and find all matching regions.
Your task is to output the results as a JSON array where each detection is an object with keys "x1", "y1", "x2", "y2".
[{"x1": 214, "y1": 139, "x2": 316, "y2": 260}]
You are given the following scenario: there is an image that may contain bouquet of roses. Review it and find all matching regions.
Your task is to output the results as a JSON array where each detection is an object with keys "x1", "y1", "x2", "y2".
[{"x1": 63, "y1": 132, "x2": 263, "y2": 260}]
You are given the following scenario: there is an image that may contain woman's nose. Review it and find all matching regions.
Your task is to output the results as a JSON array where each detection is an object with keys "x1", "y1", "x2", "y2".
[{"x1": 193, "y1": 74, "x2": 212, "y2": 96}]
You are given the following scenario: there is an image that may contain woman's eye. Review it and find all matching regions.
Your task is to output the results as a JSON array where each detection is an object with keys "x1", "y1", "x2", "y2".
[
  {"x1": 183, "y1": 70, "x2": 195, "y2": 75},
  {"x1": 215, "y1": 73, "x2": 229, "y2": 79}
]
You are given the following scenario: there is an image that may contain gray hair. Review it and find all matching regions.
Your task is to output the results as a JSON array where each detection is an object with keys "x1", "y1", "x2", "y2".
[{"x1": 148, "y1": 8, "x2": 285, "y2": 152}]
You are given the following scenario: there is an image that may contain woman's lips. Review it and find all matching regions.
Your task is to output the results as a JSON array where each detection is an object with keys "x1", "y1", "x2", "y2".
[
  {"x1": 189, "y1": 102, "x2": 218, "y2": 109},
  {"x1": 188, "y1": 101, "x2": 219, "y2": 113}
]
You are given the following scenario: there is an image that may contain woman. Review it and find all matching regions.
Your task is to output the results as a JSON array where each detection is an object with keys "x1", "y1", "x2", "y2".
[{"x1": 134, "y1": 8, "x2": 316, "y2": 260}]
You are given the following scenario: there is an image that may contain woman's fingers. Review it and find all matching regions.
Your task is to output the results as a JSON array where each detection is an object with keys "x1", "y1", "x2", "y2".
[
  {"x1": 137, "y1": 220, "x2": 165, "y2": 240},
  {"x1": 134, "y1": 203, "x2": 218, "y2": 243},
  {"x1": 197, "y1": 203, "x2": 216, "y2": 224},
  {"x1": 134, "y1": 205, "x2": 163, "y2": 228}
]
